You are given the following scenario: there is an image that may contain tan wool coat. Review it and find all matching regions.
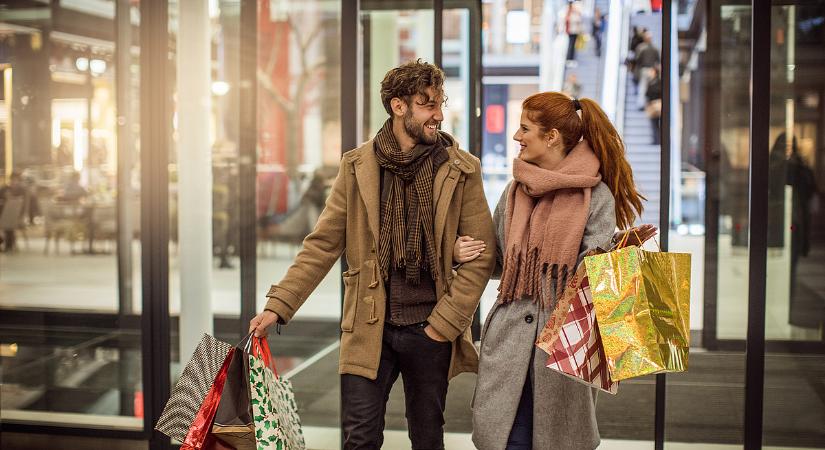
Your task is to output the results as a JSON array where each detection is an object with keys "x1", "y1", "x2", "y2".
[{"x1": 264, "y1": 136, "x2": 496, "y2": 380}]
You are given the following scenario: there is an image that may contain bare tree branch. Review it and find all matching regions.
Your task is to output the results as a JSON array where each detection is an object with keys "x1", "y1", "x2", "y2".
[{"x1": 257, "y1": 68, "x2": 293, "y2": 113}]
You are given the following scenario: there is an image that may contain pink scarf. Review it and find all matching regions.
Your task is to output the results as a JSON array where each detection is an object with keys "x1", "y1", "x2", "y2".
[{"x1": 498, "y1": 140, "x2": 601, "y2": 305}]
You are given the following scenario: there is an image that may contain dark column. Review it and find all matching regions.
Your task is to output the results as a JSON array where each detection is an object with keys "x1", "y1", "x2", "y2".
[{"x1": 139, "y1": 0, "x2": 171, "y2": 448}]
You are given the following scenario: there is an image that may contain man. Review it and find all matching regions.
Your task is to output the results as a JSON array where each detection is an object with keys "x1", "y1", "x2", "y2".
[
  {"x1": 634, "y1": 30, "x2": 661, "y2": 109},
  {"x1": 248, "y1": 60, "x2": 495, "y2": 449}
]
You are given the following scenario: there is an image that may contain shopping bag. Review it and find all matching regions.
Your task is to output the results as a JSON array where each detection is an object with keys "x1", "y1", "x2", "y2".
[
  {"x1": 536, "y1": 263, "x2": 589, "y2": 350},
  {"x1": 248, "y1": 336, "x2": 306, "y2": 450},
  {"x1": 645, "y1": 99, "x2": 662, "y2": 119},
  {"x1": 157, "y1": 334, "x2": 235, "y2": 442},
  {"x1": 575, "y1": 34, "x2": 589, "y2": 50},
  {"x1": 212, "y1": 333, "x2": 256, "y2": 450},
  {"x1": 584, "y1": 236, "x2": 691, "y2": 381},
  {"x1": 536, "y1": 264, "x2": 618, "y2": 394},
  {"x1": 181, "y1": 348, "x2": 236, "y2": 450}
]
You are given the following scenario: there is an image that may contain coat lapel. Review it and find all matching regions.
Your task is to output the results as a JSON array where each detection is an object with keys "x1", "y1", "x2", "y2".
[
  {"x1": 353, "y1": 140, "x2": 381, "y2": 245},
  {"x1": 433, "y1": 156, "x2": 461, "y2": 256}
]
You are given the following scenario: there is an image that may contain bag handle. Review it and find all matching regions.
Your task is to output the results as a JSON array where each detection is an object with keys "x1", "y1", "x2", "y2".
[
  {"x1": 251, "y1": 335, "x2": 279, "y2": 378},
  {"x1": 616, "y1": 228, "x2": 662, "y2": 252}
]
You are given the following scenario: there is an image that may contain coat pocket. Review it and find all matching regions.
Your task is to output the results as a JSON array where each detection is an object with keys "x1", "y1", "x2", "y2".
[{"x1": 341, "y1": 268, "x2": 360, "y2": 332}]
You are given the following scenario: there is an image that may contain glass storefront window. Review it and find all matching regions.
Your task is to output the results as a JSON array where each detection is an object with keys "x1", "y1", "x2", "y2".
[
  {"x1": 0, "y1": 0, "x2": 144, "y2": 430},
  {"x1": 255, "y1": 1, "x2": 343, "y2": 447},
  {"x1": 763, "y1": 2, "x2": 825, "y2": 447}
]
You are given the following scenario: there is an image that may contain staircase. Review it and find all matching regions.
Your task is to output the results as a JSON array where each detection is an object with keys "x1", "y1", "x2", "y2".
[
  {"x1": 622, "y1": 12, "x2": 662, "y2": 227},
  {"x1": 560, "y1": 5, "x2": 662, "y2": 227}
]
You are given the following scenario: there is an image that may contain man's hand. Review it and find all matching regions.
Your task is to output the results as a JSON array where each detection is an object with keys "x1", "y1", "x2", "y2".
[
  {"x1": 424, "y1": 324, "x2": 449, "y2": 342},
  {"x1": 249, "y1": 310, "x2": 280, "y2": 337},
  {"x1": 453, "y1": 235, "x2": 486, "y2": 263}
]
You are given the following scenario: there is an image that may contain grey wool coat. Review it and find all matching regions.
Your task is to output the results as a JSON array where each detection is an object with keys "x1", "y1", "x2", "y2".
[{"x1": 472, "y1": 180, "x2": 617, "y2": 450}]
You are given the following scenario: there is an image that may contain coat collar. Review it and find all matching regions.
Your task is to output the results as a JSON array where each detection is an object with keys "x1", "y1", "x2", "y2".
[{"x1": 349, "y1": 135, "x2": 475, "y2": 249}]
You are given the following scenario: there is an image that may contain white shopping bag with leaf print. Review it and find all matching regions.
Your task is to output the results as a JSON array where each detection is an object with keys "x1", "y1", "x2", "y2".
[{"x1": 248, "y1": 336, "x2": 306, "y2": 450}]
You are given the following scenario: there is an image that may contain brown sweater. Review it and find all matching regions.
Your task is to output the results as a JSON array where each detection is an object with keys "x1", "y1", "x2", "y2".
[{"x1": 380, "y1": 167, "x2": 438, "y2": 325}]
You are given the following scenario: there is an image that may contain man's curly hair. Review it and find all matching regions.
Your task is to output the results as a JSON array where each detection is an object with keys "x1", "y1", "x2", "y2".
[{"x1": 380, "y1": 59, "x2": 446, "y2": 116}]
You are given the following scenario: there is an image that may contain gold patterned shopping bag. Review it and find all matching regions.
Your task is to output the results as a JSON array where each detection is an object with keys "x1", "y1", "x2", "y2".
[{"x1": 583, "y1": 242, "x2": 691, "y2": 381}]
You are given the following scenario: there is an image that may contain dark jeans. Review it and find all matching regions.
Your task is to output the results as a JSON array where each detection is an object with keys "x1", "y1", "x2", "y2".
[
  {"x1": 566, "y1": 34, "x2": 579, "y2": 61},
  {"x1": 2, "y1": 230, "x2": 15, "y2": 252},
  {"x1": 341, "y1": 322, "x2": 452, "y2": 450},
  {"x1": 651, "y1": 116, "x2": 661, "y2": 145},
  {"x1": 506, "y1": 365, "x2": 534, "y2": 449}
]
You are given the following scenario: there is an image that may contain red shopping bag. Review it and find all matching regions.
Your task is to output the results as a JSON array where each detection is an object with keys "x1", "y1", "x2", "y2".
[
  {"x1": 180, "y1": 348, "x2": 236, "y2": 450},
  {"x1": 538, "y1": 275, "x2": 618, "y2": 394}
]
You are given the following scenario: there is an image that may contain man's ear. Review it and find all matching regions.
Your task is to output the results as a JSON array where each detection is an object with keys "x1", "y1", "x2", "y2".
[{"x1": 390, "y1": 97, "x2": 407, "y2": 118}]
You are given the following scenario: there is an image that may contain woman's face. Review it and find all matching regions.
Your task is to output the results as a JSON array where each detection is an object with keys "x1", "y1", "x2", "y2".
[{"x1": 513, "y1": 110, "x2": 564, "y2": 169}]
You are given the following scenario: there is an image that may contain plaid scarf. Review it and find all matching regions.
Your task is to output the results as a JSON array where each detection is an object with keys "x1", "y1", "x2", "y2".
[{"x1": 374, "y1": 119, "x2": 449, "y2": 284}]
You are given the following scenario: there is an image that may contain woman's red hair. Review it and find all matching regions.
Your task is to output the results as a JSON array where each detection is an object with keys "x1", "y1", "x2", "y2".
[{"x1": 522, "y1": 91, "x2": 644, "y2": 229}]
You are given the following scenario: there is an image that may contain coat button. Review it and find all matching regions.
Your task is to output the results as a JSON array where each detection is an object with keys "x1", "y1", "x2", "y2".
[
  {"x1": 525, "y1": 314, "x2": 534, "y2": 324},
  {"x1": 454, "y1": 159, "x2": 460, "y2": 165}
]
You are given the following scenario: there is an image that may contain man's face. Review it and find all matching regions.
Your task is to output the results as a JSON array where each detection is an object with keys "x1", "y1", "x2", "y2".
[{"x1": 401, "y1": 86, "x2": 444, "y2": 145}]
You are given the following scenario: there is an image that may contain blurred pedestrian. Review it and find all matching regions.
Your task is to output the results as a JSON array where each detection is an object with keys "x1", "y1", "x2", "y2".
[
  {"x1": 625, "y1": 26, "x2": 646, "y2": 86},
  {"x1": 634, "y1": 30, "x2": 661, "y2": 109},
  {"x1": 562, "y1": 73, "x2": 582, "y2": 99},
  {"x1": 58, "y1": 171, "x2": 88, "y2": 203},
  {"x1": 592, "y1": 7, "x2": 605, "y2": 57},
  {"x1": 564, "y1": 1, "x2": 584, "y2": 64},
  {"x1": 644, "y1": 66, "x2": 662, "y2": 145},
  {"x1": 0, "y1": 171, "x2": 30, "y2": 252}
]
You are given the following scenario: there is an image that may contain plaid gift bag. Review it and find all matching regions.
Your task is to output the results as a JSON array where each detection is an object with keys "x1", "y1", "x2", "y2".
[
  {"x1": 539, "y1": 274, "x2": 618, "y2": 394},
  {"x1": 157, "y1": 334, "x2": 234, "y2": 442},
  {"x1": 180, "y1": 348, "x2": 236, "y2": 450}
]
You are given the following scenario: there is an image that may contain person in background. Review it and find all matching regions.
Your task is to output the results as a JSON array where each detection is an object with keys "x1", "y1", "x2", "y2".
[
  {"x1": 625, "y1": 26, "x2": 647, "y2": 88},
  {"x1": 562, "y1": 73, "x2": 582, "y2": 99},
  {"x1": 634, "y1": 30, "x2": 661, "y2": 109},
  {"x1": 58, "y1": 171, "x2": 89, "y2": 203},
  {"x1": 644, "y1": 65, "x2": 663, "y2": 145},
  {"x1": 592, "y1": 6, "x2": 605, "y2": 57},
  {"x1": 0, "y1": 171, "x2": 30, "y2": 252},
  {"x1": 563, "y1": 0, "x2": 584, "y2": 64}
]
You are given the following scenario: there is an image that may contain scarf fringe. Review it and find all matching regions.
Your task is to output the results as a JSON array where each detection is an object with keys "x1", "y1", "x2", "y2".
[{"x1": 497, "y1": 246, "x2": 572, "y2": 307}]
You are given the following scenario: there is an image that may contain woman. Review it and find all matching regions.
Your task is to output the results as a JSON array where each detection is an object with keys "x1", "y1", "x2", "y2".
[{"x1": 457, "y1": 92, "x2": 651, "y2": 449}]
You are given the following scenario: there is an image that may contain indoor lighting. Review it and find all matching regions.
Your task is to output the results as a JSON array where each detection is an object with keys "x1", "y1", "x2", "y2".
[
  {"x1": 211, "y1": 81, "x2": 230, "y2": 96},
  {"x1": 89, "y1": 59, "x2": 107, "y2": 75},
  {"x1": 75, "y1": 57, "x2": 89, "y2": 72}
]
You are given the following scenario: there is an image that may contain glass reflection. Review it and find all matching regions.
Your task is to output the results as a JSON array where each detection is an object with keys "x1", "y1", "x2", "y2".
[{"x1": 0, "y1": 0, "x2": 143, "y2": 429}]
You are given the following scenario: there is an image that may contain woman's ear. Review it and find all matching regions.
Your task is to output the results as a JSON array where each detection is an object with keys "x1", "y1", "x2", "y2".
[{"x1": 545, "y1": 128, "x2": 560, "y2": 147}]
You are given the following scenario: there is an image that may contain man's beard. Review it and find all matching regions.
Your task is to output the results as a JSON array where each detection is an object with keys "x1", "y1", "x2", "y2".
[{"x1": 403, "y1": 109, "x2": 438, "y2": 145}]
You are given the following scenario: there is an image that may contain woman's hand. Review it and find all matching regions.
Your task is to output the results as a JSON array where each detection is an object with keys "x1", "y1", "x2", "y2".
[
  {"x1": 616, "y1": 224, "x2": 658, "y2": 247},
  {"x1": 453, "y1": 235, "x2": 486, "y2": 263}
]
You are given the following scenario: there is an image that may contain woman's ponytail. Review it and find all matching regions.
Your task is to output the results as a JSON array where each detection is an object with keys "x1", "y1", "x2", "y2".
[{"x1": 579, "y1": 98, "x2": 645, "y2": 229}]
